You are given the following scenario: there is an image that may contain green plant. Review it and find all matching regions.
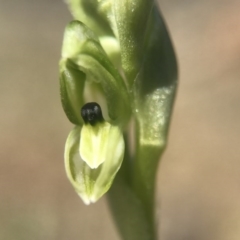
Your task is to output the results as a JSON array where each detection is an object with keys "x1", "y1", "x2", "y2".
[{"x1": 59, "y1": 0, "x2": 177, "y2": 239}]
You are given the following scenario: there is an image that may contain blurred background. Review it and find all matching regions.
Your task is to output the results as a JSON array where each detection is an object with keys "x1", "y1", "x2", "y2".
[{"x1": 0, "y1": 0, "x2": 240, "y2": 239}]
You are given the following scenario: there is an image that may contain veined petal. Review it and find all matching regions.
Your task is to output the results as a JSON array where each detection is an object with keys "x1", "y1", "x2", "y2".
[{"x1": 80, "y1": 121, "x2": 124, "y2": 169}]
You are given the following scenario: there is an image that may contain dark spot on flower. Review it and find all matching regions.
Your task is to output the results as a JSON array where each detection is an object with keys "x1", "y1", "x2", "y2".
[{"x1": 81, "y1": 102, "x2": 104, "y2": 126}]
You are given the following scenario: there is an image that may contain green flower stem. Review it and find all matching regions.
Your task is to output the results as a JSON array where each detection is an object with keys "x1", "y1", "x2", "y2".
[
  {"x1": 107, "y1": 151, "x2": 156, "y2": 240},
  {"x1": 108, "y1": 174, "x2": 156, "y2": 240},
  {"x1": 107, "y1": 7, "x2": 177, "y2": 238},
  {"x1": 107, "y1": 133, "x2": 161, "y2": 240},
  {"x1": 133, "y1": 146, "x2": 164, "y2": 238}
]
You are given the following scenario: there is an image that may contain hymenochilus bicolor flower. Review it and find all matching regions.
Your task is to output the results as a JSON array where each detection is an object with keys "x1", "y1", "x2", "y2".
[
  {"x1": 60, "y1": 20, "x2": 131, "y2": 204},
  {"x1": 60, "y1": 0, "x2": 177, "y2": 208}
]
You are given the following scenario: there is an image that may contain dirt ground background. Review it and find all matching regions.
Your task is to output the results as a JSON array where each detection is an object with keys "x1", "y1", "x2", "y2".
[{"x1": 0, "y1": 0, "x2": 240, "y2": 239}]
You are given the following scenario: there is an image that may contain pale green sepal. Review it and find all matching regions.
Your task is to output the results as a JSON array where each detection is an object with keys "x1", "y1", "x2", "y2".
[
  {"x1": 80, "y1": 121, "x2": 124, "y2": 169},
  {"x1": 74, "y1": 54, "x2": 129, "y2": 124},
  {"x1": 64, "y1": 125, "x2": 124, "y2": 205},
  {"x1": 59, "y1": 61, "x2": 85, "y2": 125}
]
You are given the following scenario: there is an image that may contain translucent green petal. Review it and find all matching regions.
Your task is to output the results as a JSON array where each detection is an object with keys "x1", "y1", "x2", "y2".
[{"x1": 64, "y1": 125, "x2": 124, "y2": 204}]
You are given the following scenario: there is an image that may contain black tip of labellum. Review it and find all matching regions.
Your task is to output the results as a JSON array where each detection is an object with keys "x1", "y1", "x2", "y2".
[{"x1": 81, "y1": 102, "x2": 104, "y2": 126}]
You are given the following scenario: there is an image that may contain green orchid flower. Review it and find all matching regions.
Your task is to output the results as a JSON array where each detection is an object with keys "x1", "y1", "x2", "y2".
[
  {"x1": 60, "y1": 0, "x2": 177, "y2": 239},
  {"x1": 60, "y1": 21, "x2": 130, "y2": 204}
]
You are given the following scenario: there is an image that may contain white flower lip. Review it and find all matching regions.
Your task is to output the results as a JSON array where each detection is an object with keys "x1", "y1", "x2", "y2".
[{"x1": 80, "y1": 121, "x2": 124, "y2": 169}]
